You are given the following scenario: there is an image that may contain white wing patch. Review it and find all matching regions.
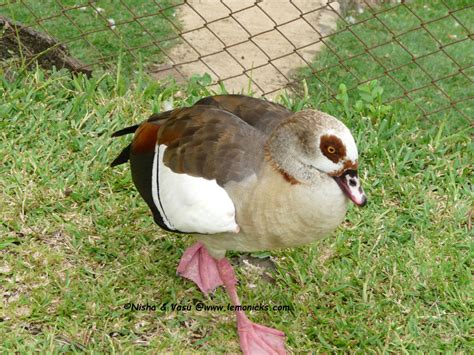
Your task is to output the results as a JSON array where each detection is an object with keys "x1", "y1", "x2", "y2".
[
  {"x1": 156, "y1": 144, "x2": 239, "y2": 234},
  {"x1": 151, "y1": 144, "x2": 173, "y2": 230}
]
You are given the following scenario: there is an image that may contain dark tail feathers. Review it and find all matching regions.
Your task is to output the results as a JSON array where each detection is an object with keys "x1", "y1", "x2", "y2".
[
  {"x1": 111, "y1": 111, "x2": 170, "y2": 167},
  {"x1": 111, "y1": 124, "x2": 140, "y2": 137},
  {"x1": 111, "y1": 144, "x2": 131, "y2": 167},
  {"x1": 110, "y1": 124, "x2": 139, "y2": 167}
]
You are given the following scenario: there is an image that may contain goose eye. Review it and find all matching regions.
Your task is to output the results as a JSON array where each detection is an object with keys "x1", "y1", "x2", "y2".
[{"x1": 327, "y1": 146, "x2": 336, "y2": 154}]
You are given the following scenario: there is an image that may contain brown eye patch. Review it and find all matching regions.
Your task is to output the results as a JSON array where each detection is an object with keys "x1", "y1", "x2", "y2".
[{"x1": 320, "y1": 134, "x2": 346, "y2": 163}]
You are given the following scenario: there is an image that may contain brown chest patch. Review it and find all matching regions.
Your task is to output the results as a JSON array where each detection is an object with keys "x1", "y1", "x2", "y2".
[
  {"x1": 320, "y1": 135, "x2": 346, "y2": 163},
  {"x1": 279, "y1": 169, "x2": 300, "y2": 185},
  {"x1": 264, "y1": 144, "x2": 300, "y2": 185}
]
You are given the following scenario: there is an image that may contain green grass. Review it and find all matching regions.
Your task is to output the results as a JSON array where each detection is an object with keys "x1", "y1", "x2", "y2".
[
  {"x1": 1, "y1": 0, "x2": 178, "y2": 75},
  {"x1": 0, "y1": 62, "x2": 472, "y2": 352},
  {"x1": 0, "y1": 0, "x2": 473, "y2": 352},
  {"x1": 299, "y1": 0, "x2": 473, "y2": 124}
]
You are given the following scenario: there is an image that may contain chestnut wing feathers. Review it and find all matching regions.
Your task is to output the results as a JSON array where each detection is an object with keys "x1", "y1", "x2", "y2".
[
  {"x1": 158, "y1": 105, "x2": 266, "y2": 186},
  {"x1": 111, "y1": 95, "x2": 290, "y2": 235},
  {"x1": 111, "y1": 95, "x2": 291, "y2": 168},
  {"x1": 124, "y1": 104, "x2": 266, "y2": 234},
  {"x1": 195, "y1": 94, "x2": 292, "y2": 135}
]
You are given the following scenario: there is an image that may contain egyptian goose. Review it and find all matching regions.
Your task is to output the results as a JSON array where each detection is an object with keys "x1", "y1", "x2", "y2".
[{"x1": 111, "y1": 95, "x2": 367, "y2": 354}]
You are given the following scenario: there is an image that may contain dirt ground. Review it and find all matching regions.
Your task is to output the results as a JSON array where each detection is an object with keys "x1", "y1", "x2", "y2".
[{"x1": 150, "y1": 0, "x2": 340, "y2": 96}]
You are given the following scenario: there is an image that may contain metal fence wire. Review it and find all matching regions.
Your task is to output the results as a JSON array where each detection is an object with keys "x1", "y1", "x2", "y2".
[{"x1": 0, "y1": 0, "x2": 472, "y2": 121}]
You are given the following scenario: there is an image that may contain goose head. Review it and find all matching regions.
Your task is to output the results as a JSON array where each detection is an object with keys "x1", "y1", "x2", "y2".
[{"x1": 266, "y1": 110, "x2": 367, "y2": 207}]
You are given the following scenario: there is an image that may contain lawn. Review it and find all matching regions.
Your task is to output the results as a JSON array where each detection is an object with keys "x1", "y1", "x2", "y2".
[
  {"x1": 299, "y1": 0, "x2": 472, "y2": 127},
  {"x1": 0, "y1": 1, "x2": 472, "y2": 353},
  {"x1": 1, "y1": 0, "x2": 178, "y2": 74}
]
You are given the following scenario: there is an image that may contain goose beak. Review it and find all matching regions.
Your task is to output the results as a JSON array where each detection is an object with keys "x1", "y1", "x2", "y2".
[{"x1": 333, "y1": 170, "x2": 367, "y2": 207}]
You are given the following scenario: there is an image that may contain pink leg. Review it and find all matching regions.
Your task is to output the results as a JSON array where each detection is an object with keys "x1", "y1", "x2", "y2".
[
  {"x1": 177, "y1": 242, "x2": 223, "y2": 295},
  {"x1": 217, "y1": 258, "x2": 286, "y2": 355},
  {"x1": 177, "y1": 243, "x2": 286, "y2": 354}
]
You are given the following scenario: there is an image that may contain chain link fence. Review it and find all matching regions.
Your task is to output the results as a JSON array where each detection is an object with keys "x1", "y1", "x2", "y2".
[{"x1": 1, "y1": 0, "x2": 472, "y2": 121}]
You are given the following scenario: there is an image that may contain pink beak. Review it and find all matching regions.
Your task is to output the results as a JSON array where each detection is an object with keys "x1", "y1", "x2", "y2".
[{"x1": 333, "y1": 170, "x2": 367, "y2": 207}]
